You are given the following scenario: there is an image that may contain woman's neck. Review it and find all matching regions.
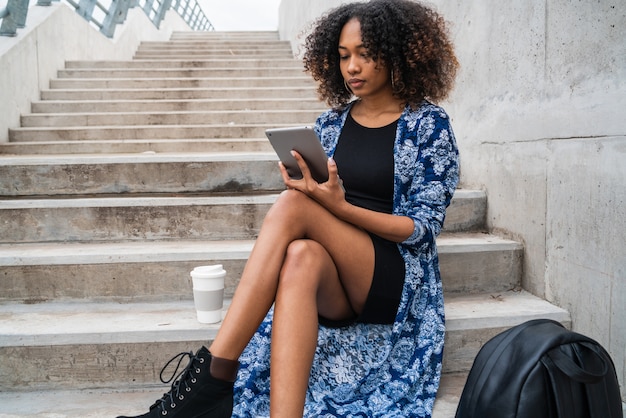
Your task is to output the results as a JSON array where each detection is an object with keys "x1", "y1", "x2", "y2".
[{"x1": 350, "y1": 97, "x2": 405, "y2": 128}]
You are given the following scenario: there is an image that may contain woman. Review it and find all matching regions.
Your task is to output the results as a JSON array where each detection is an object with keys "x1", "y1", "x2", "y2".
[{"x1": 117, "y1": 0, "x2": 459, "y2": 417}]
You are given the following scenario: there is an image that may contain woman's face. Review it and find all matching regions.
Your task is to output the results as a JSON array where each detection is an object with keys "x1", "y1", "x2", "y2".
[{"x1": 338, "y1": 18, "x2": 391, "y2": 99}]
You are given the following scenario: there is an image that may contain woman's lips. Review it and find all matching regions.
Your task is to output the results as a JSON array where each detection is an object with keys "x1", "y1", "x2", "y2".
[{"x1": 348, "y1": 78, "x2": 365, "y2": 89}]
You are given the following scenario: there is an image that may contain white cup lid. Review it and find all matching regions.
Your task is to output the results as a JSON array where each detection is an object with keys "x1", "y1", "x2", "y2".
[{"x1": 192, "y1": 265, "x2": 224, "y2": 274}]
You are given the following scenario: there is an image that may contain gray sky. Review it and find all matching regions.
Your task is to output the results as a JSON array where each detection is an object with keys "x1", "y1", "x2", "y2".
[{"x1": 199, "y1": 0, "x2": 281, "y2": 31}]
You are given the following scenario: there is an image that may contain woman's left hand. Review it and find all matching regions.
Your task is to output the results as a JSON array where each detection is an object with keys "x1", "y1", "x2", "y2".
[{"x1": 279, "y1": 150, "x2": 347, "y2": 215}]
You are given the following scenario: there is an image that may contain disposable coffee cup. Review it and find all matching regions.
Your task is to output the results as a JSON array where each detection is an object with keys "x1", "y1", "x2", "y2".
[{"x1": 190, "y1": 265, "x2": 225, "y2": 324}]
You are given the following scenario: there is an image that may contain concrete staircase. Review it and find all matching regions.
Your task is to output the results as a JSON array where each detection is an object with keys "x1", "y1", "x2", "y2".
[{"x1": 0, "y1": 31, "x2": 569, "y2": 417}]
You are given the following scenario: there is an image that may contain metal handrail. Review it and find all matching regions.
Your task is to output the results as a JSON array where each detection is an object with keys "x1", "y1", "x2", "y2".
[
  {"x1": 0, "y1": 0, "x2": 213, "y2": 37},
  {"x1": 0, "y1": 0, "x2": 29, "y2": 36}
]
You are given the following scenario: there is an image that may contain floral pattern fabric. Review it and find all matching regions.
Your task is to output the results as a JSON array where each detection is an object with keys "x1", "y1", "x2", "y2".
[{"x1": 232, "y1": 102, "x2": 459, "y2": 417}]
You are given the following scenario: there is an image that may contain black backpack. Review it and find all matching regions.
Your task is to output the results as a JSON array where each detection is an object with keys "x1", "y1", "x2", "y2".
[{"x1": 455, "y1": 318, "x2": 623, "y2": 418}]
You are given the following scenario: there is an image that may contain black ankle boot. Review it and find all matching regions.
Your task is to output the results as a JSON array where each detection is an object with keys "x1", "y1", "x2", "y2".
[{"x1": 116, "y1": 346, "x2": 235, "y2": 418}]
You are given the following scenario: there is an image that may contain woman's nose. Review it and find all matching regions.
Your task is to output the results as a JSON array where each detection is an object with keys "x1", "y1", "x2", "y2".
[{"x1": 347, "y1": 57, "x2": 360, "y2": 74}]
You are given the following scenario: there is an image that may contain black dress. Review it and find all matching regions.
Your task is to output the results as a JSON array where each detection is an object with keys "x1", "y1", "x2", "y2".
[{"x1": 322, "y1": 112, "x2": 405, "y2": 326}]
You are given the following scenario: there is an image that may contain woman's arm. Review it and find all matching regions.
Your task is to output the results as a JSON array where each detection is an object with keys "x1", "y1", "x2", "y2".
[
  {"x1": 280, "y1": 153, "x2": 414, "y2": 243},
  {"x1": 398, "y1": 106, "x2": 460, "y2": 249},
  {"x1": 333, "y1": 198, "x2": 415, "y2": 243}
]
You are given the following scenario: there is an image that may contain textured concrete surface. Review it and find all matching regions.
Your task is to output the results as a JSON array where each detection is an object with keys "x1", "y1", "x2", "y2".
[
  {"x1": 0, "y1": 153, "x2": 284, "y2": 196},
  {"x1": 1, "y1": 372, "x2": 623, "y2": 417},
  {"x1": 0, "y1": 292, "x2": 569, "y2": 391},
  {"x1": 0, "y1": 232, "x2": 520, "y2": 301},
  {"x1": 0, "y1": 373, "x2": 467, "y2": 418}
]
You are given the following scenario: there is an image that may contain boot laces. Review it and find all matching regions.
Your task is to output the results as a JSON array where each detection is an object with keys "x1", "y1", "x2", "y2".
[{"x1": 152, "y1": 350, "x2": 206, "y2": 415}]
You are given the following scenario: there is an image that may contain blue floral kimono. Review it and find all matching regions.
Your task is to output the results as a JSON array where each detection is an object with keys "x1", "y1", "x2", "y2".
[{"x1": 232, "y1": 101, "x2": 460, "y2": 417}]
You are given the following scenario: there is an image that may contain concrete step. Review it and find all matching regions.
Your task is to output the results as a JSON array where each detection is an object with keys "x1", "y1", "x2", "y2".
[
  {"x1": 0, "y1": 149, "x2": 484, "y2": 207},
  {"x1": 133, "y1": 52, "x2": 295, "y2": 59},
  {"x1": 0, "y1": 290, "x2": 570, "y2": 391},
  {"x1": 441, "y1": 292, "x2": 571, "y2": 372},
  {"x1": 30, "y1": 98, "x2": 324, "y2": 113},
  {"x1": 0, "y1": 190, "x2": 485, "y2": 242},
  {"x1": 140, "y1": 38, "x2": 290, "y2": 45},
  {"x1": 48, "y1": 76, "x2": 314, "y2": 89},
  {"x1": 8, "y1": 124, "x2": 300, "y2": 141},
  {"x1": 135, "y1": 46, "x2": 293, "y2": 53},
  {"x1": 137, "y1": 40, "x2": 291, "y2": 49},
  {"x1": 38, "y1": 86, "x2": 318, "y2": 100},
  {"x1": 0, "y1": 372, "x2": 467, "y2": 417},
  {"x1": 64, "y1": 59, "x2": 304, "y2": 68},
  {"x1": 0, "y1": 152, "x2": 283, "y2": 196},
  {"x1": 170, "y1": 31, "x2": 280, "y2": 40},
  {"x1": 0, "y1": 138, "x2": 274, "y2": 155},
  {"x1": 0, "y1": 194, "x2": 277, "y2": 244},
  {"x1": 0, "y1": 232, "x2": 521, "y2": 302},
  {"x1": 57, "y1": 67, "x2": 308, "y2": 78},
  {"x1": 19, "y1": 109, "x2": 322, "y2": 128}
]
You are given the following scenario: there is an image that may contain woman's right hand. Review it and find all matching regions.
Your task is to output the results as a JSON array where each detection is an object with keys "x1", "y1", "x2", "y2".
[{"x1": 279, "y1": 151, "x2": 348, "y2": 216}]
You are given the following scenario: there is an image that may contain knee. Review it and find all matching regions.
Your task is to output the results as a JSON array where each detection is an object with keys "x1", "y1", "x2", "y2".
[
  {"x1": 263, "y1": 190, "x2": 312, "y2": 225},
  {"x1": 284, "y1": 239, "x2": 325, "y2": 271},
  {"x1": 273, "y1": 189, "x2": 311, "y2": 213},
  {"x1": 279, "y1": 240, "x2": 326, "y2": 288},
  {"x1": 281, "y1": 189, "x2": 314, "y2": 208}
]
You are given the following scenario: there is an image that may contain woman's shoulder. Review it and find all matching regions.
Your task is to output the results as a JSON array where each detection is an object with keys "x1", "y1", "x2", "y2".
[
  {"x1": 314, "y1": 105, "x2": 351, "y2": 149},
  {"x1": 397, "y1": 101, "x2": 456, "y2": 149},
  {"x1": 317, "y1": 104, "x2": 350, "y2": 123},
  {"x1": 404, "y1": 101, "x2": 450, "y2": 121},
  {"x1": 399, "y1": 101, "x2": 453, "y2": 134}
]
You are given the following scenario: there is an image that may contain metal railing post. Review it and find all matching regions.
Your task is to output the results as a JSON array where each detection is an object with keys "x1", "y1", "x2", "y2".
[
  {"x1": 153, "y1": 0, "x2": 171, "y2": 28},
  {"x1": 141, "y1": 0, "x2": 154, "y2": 18},
  {"x1": 36, "y1": 0, "x2": 59, "y2": 7},
  {"x1": 0, "y1": 0, "x2": 29, "y2": 36},
  {"x1": 101, "y1": 0, "x2": 132, "y2": 37},
  {"x1": 76, "y1": 0, "x2": 97, "y2": 22}
]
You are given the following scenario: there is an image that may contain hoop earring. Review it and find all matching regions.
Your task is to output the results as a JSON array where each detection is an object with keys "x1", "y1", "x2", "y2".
[{"x1": 391, "y1": 69, "x2": 396, "y2": 91}]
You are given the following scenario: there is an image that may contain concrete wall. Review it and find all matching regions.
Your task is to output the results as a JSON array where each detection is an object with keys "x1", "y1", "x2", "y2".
[
  {"x1": 279, "y1": 0, "x2": 626, "y2": 401},
  {"x1": 0, "y1": 2, "x2": 190, "y2": 142}
]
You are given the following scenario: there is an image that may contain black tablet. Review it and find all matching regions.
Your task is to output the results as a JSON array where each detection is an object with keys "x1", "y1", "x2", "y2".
[{"x1": 265, "y1": 126, "x2": 329, "y2": 183}]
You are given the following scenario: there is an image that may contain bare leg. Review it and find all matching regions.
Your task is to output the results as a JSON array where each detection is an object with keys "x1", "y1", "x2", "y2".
[
  {"x1": 209, "y1": 188, "x2": 375, "y2": 362},
  {"x1": 269, "y1": 239, "x2": 352, "y2": 416},
  {"x1": 119, "y1": 191, "x2": 364, "y2": 418}
]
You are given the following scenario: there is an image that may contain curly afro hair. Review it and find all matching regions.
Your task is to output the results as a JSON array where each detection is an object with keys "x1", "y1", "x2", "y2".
[{"x1": 302, "y1": 0, "x2": 458, "y2": 108}]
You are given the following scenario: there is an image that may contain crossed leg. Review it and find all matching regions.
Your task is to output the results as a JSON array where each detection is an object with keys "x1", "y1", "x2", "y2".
[{"x1": 208, "y1": 189, "x2": 376, "y2": 416}]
